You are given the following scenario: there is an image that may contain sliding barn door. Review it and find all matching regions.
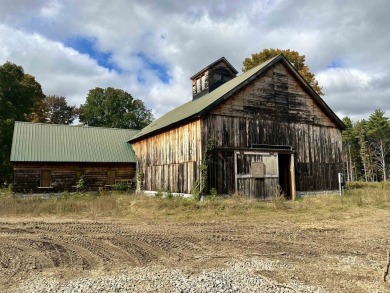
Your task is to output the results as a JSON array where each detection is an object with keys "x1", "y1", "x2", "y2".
[{"x1": 234, "y1": 151, "x2": 279, "y2": 200}]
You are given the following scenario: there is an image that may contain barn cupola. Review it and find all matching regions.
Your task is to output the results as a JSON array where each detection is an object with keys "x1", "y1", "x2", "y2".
[{"x1": 190, "y1": 57, "x2": 238, "y2": 100}]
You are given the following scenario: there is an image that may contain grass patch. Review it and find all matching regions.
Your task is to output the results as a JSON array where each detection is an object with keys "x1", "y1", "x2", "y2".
[{"x1": 0, "y1": 182, "x2": 389, "y2": 221}]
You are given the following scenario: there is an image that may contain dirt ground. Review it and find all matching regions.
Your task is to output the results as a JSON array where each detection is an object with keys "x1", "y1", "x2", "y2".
[{"x1": 0, "y1": 209, "x2": 389, "y2": 292}]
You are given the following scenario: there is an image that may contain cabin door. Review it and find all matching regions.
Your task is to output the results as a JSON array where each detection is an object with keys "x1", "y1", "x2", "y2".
[{"x1": 234, "y1": 151, "x2": 295, "y2": 200}]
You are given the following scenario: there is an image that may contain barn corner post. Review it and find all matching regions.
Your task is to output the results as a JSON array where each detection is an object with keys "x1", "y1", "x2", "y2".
[
  {"x1": 290, "y1": 153, "x2": 296, "y2": 200},
  {"x1": 135, "y1": 160, "x2": 144, "y2": 193}
]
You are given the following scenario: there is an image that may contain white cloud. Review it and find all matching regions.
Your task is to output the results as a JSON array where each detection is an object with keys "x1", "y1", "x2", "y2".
[
  {"x1": 0, "y1": 25, "x2": 119, "y2": 106},
  {"x1": 40, "y1": 0, "x2": 62, "y2": 18},
  {"x1": 1, "y1": 0, "x2": 390, "y2": 122},
  {"x1": 318, "y1": 67, "x2": 390, "y2": 119}
]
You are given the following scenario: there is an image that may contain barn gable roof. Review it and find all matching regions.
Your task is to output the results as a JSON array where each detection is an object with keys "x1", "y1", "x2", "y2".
[
  {"x1": 130, "y1": 54, "x2": 344, "y2": 142},
  {"x1": 11, "y1": 122, "x2": 139, "y2": 163}
]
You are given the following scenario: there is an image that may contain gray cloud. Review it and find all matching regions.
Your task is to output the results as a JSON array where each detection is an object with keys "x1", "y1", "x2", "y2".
[{"x1": 0, "y1": 0, "x2": 389, "y2": 120}]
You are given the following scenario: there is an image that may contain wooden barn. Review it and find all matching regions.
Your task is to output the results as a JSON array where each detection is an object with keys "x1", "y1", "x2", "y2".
[
  {"x1": 130, "y1": 54, "x2": 345, "y2": 199},
  {"x1": 10, "y1": 122, "x2": 138, "y2": 193}
]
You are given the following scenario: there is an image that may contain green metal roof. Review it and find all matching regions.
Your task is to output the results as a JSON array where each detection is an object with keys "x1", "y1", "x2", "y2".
[
  {"x1": 11, "y1": 122, "x2": 139, "y2": 163},
  {"x1": 130, "y1": 54, "x2": 344, "y2": 142}
]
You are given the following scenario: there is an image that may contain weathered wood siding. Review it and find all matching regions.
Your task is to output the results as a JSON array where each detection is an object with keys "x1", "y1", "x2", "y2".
[
  {"x1": 131, "y1": 120, "x2": 202, "y2": 193},
  {"x1": 13, "y1": 162, "x2": 135, "y2": 193},
  {"x1": 203, "y1": 62, "x2": 342, "y2": 194}
]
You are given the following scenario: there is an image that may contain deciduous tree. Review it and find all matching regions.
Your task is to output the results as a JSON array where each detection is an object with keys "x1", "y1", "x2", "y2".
[
  {"x1": 0, "y1": 62, "x2": 45, "y2": 183},
  {"x1": 44, "y1": 95, "x2": 79, "y2": 125},
  {"x1": 79, "y1": 87, "x2": 153, "y2": 129},
  {"x1": 242, "y1": 48, "x2": 324, "y2": 96}
]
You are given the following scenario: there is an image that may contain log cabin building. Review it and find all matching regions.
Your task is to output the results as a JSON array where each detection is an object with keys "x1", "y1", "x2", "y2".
[
  {"x1": 130, "y1": 54, "x2": 345, "y2": 199},
  {"x1": 11, "y1": 122, "x2": 138, "y2": 193}
]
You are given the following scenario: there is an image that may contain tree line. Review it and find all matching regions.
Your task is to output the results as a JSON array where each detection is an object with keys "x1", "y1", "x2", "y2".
[
  {"x1": 0, "y1": 61, "x2": 153, "y2": 184},
  {"x1": 342, "y1": 110, "x2": 390, "y2": 182}
]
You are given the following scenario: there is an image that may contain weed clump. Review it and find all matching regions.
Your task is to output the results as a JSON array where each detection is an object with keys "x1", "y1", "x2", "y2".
[
  {"x1": 272, "y1": 186, "x2": 287, "y2": 210},
  {"x1": 0, "y1": 184, "x2": 13, "y2": 198}
]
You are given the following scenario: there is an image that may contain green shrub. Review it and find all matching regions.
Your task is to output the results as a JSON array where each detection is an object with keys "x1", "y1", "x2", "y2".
[
  {"x1": 272, "y1": 185, "x2": 287, "y2": 210},
  {"x1": 76, "y1": 176, "x2": 86, "y2": 192},
  {"x1": 113, "y1": 183, "x2": 128, "y2": 192},
  {"x1": 0, "y1": 184, "x2": 13, "y2": 198},
  {"x1": 166, "y1": 190, "x2": 174, "y2": 199},
  {"x1": 208, "y1": 188, "x2": 218, "y2": 201},
  {"x1": 60, "y1": 191, "x2": 71, "y2": 199},
  {"x1": 191, "y1": 182, "x2": 201, "y2": 201},
  {"x1": 155, "y1": 189, "x2": 164, "y2": 198}
]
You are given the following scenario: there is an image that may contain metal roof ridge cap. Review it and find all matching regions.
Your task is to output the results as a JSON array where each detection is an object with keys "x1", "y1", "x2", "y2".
[{"x1": 13, "y1": 121, "x2": 140, "y2": 132}]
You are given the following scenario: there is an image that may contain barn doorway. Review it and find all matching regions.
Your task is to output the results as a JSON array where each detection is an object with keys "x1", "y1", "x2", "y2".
[
  {"x1": 278, "y1": 154, "x2": 292, "y2": 199},
  {"x1": 234, "y1": 150, "x2": 296, "y2": 200}
]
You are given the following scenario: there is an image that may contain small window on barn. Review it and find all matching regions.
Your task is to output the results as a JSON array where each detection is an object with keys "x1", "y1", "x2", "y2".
[
  {"x1": 201, "y1": 75, "x2": 206, "y2": 90},
  {"x1": 196, "y1": 79, "x2": 201, "y2": 93},
  {"x1": 107, "y1": 170, "x2": 116, "y2": 185},
  {"x1": 40, "y1": 170, "x2": 51, "y2": 187}
]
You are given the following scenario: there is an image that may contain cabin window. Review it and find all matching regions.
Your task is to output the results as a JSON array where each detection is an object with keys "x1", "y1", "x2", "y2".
[
  {"x1": 107, "y1": 170, "x2": 116, "y2": 185},
  {"x1": 196, "y1": 79, "x2": 201, "y2": 93},
  {"x1": 40, "y1": 170, "x2": 51, "y2": 187}
]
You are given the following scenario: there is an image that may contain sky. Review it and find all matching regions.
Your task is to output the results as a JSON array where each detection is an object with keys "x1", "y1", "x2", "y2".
[{"x1": 0, "y1": 0, "x2": 389, "y2": 122}]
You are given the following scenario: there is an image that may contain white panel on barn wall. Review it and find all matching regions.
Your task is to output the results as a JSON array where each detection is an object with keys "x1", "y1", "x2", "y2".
[{"x1": 262, "y1": 154, "x2": 278, "y2": 176}]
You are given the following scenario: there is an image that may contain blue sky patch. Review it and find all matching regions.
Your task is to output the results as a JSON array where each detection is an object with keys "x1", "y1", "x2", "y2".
[
  {"x1": 136, "y1": 52, "x2": 171, "y2": 84},
  {"x1": 65, "y1": 37, "x2": 122, "y2": 73},
  {"x1": 328, "y1": 60, "x2": 344, "y2": 69}
]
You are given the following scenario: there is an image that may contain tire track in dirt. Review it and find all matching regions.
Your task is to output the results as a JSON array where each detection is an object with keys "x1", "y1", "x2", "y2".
[
  {"x1": 0, "y1": 221, "x2": 214, "y2": 282},
  {"x1": 1, "y1": 217, "x2": 389, "y2": 293}
]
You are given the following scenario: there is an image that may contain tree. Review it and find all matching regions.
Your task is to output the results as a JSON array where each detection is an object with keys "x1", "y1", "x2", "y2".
[
  {"x1": 0, "y1": 62, "x2": 45, "y2": 184},
  {"x1": 242, "y1": 48, "x2": 324, "y2": 96},
  {"x1": 44, "y1": 95, "x2": 79, "y2": 125},
  {"x1": 356, "y1": 120, "x2": 371, "y2": 182},
  {"x1": 366, "y1": 109, "x2": 390, "y2": 181},
  {"x1": 79, "y1": 87, "x2": 153, "y2": 129},
  {"x1": 342, "y1": 110, "x2": 390, "y2": 182},
  {"x1": 24, "y1": 74, "x2": 47, "y2": 123},
  {"x1": 342, "y1": 117, "x2": 355, "y2": 182}
]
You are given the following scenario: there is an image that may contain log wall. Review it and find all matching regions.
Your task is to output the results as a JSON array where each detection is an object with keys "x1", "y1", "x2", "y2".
[
  {"x1": 13, "y1": 162, "x2": 135, "y2": 193},
  {"x1": 203, "y1": 62, "x2": 343, "y2": 194},
  {"x1": 131, "y1": 120, "x2": 202, "y2": 193}
]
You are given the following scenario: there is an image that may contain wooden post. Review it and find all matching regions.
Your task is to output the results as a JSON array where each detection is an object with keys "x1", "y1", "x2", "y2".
[
  {"x1": 290, "y1": 154, "x2": 296, "y2": 200},
  {"x1": 234, "y1": 151, "x2": 238, "y2": 194}
]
